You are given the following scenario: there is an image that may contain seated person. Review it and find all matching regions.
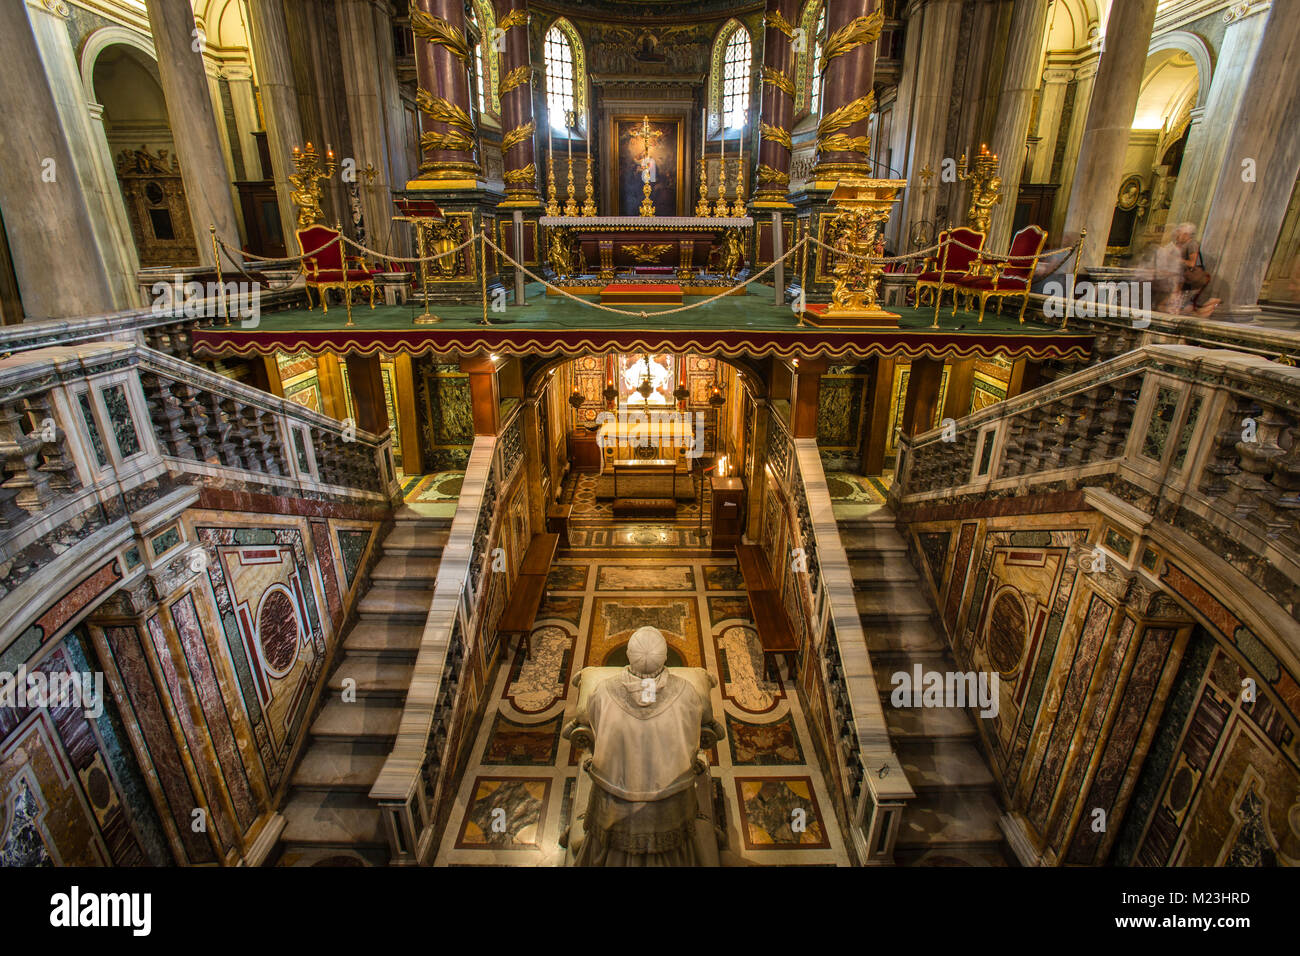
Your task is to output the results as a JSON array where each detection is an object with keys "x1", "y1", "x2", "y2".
[
  {"x1": 1153, "y1": 222, "x2": 1220, "y2": 317},
  {"x1": 574, "y1": 626, "x2": 719, "y2": 866}
]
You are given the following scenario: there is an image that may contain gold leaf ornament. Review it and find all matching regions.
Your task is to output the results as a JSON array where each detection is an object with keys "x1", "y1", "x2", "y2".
[
  {"x1": 818, "y1": 134, "x2": 873, "y2": 156},
  {"x1": 762, "y1": 66, "x2": 795, "y2": 98},
  {"x1": 756, "y1": 164, "x2": 790, "y2": 186},
  {"x1": 416, "y1": 88, "x2": 474, "y2": 134},
  {"x1": 421, "y1": 129, "x2": 476, "y2": 153},
  {"x1": 819, "y1": 10, "x2": 885, "y2": 73},
  {"x1": 761, "y1": 123, "x2": 792, "y2": 151},
  {"x1": 499, "y1": 65, "x2": 530, "y2": 96},
  {"x1": 818, "y1": 91, "x2": 876, "y2": 137},
  {"x1": 503, "y1": 163, "x2": 537, "y2": 185},
  {"x1": 501, "y1": 120, "x2": 536, "y2": 153},
  {"x1": 410, "y1": 8, "x2": 469, "y2": 62},
  {"x1": 498, "y1": 8, "x2": 528, "y2": 32},
  {"x1": 764, "y1": 11, "x2": 795, "y2": 38}
]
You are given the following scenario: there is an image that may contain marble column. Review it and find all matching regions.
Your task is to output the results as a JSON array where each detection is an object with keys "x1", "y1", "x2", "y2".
[
  {"x1": 986, "y1": 0, "x2": 1050, "y2": 250},
  {"x1": 1199, "y1": 1, "x2": 1300, "y2": 319},
  {"x1": 412, "y1": 0, "x2": 479, "y2": 186},
  {"x1": 247, "y1": 0, "x2": 304, "y2": 243},
  {"x1": 226, "y1": 66, "x2": 263, "y2": 181},
  {"x1": 812, "y1": 0, "x2": 882, "y2": 181},
  {"x1": 495, "y1": 0, "x2": 539, "y2": 207},
  {"x1": 21, "y1": 0, "x2": 138, "y2": 310},
  {"x1": 144, "y1": 0, "x2": 243, "y2": 264},
  {"x1": 338, "y1": 0, "x2": 397, "y2": 249},
  {"x1": 1048, "y1": 61, "x2": 1095, "y2": 241},
  {"x1": 0, "y1": 1, "x2": 116, "y2": 319},
  {"x1": 1028, "y1": 64, "x2": 1072, "y2": 184},
  {"x1": 754, "y1": 0, "x2": 798, "y2": 204},
  {"x1": 1061, "y1": 0, "x2": 1159, "y2": 267},
  {"x1": 1165, "y1": 2, "x2": 1269, "y2": 234},
  {"x1": 895, "y1": 0, "x2": 964, "y2": 248}
]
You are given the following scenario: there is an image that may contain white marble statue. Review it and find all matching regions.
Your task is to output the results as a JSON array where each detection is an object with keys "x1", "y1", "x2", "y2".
[{"x1": 570, "y1": 627, "x2": 723, "y2": 866}]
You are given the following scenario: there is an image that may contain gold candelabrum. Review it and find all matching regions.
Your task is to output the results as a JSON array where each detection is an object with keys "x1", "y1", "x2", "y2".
[
  {"x1": 957, "y1": 143, "x2": 1002, "y2": 235},
  {"x1": 545, "y1": 128, "x2": 561, "y2": 217},
  {"x1": 696, "y1": 157, "x2": 710, "y2": 217},
  {"x1": 810, "y1": 178, "x2": 907, "y2": 328},
  {"x1": 710, "y1": 158, "x2": 729, "y2": 219},
  {"x1": 289, "y1": 141, "x2": 337, "y2": 230},
  {"x1": 635, "y1": 115, "x2": 663, "y2": 218},
  {"x1": 582, "y1": 152, "x2": 597, "y2": 217},
  {"x1": 563, "y1": 111, "x2": 579, "y2": 217},
  {"x1": 728, "y1": 159, "x2": 747, "y2": 218}
]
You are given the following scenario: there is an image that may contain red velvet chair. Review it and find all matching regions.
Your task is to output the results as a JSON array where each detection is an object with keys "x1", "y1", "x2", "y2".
[
  {"x1": 296, "y1": 224, "x2": 380, "y2": 312},
  {"x1": 914, "y1": 227, "x2": 985, "y2": 312},
  {"x1": 951, "y1": 224, "x2": 1047, "y2": 323}
]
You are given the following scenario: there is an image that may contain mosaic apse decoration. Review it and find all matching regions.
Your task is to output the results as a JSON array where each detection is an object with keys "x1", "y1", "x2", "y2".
[{"x1": 197, "y1": 526, "x2": 329, "y2": 791}]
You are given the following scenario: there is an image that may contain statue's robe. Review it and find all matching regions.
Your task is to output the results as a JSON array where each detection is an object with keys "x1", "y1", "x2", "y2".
[{"x1": 574, "y1": 670, "x2": 708, "y2": 866}]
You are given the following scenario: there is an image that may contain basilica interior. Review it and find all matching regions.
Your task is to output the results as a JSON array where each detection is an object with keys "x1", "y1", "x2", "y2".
[{"x1": 0, "y1": 0, "x2": 1298, "y2": 871}]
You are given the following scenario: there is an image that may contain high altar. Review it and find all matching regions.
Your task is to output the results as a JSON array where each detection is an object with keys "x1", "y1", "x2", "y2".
[{"x1": 541, "y1": 216, "x2": 752, "y2": 286}]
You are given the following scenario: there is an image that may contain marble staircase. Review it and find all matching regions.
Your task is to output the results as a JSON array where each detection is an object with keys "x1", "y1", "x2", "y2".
[
  {"x1": 840, "y1": 504, "x2": 1009, "y2": 866},
  {"x1": 277, "y1": 506, "x2": 451, "y2": 865}
]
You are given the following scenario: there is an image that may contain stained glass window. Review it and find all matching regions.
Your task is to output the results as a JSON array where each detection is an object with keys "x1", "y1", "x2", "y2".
[{"x1": 722, "y1": 26, "x2": 752, "y2": 130}]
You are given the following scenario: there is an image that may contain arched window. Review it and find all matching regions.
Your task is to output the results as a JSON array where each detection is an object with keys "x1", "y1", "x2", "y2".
[
  {"x1": 810, "y1": 6, "x2": 826, "y2": 116},
  {"x1": 720, "y1": 26, "x2": 752, "y2": 129},
  {"x1": 544, "y1": 20, "x2": 585, "y2": 135},
  {"x1": 468, "y1": 1, "x2": 499, "y2": 120}
]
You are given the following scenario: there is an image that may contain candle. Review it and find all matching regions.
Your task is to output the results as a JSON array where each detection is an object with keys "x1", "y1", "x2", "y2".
[{"x1": 701, "y1": 108, "x2": 706, "y2": 164}]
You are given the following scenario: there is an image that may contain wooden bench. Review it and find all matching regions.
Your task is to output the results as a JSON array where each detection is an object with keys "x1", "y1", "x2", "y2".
[
  {"x1": 735, "y1": 543, "x2": 798, "y2": 680},
  {"x1": 498, "y1": 533, "x2": 560, "y2": 659}
]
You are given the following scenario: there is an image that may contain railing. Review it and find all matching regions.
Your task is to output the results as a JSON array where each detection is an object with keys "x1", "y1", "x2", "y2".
[
  {"x1": 891, "y1": 343, "x2": 1300, "y2": 639},
  {"x1": 791, "y1": 439, "x2": 914, "y2": 864},
  {"x1": 0, "y1": 341, "x2": 396, "y2": 641},
  {"x1": 370, "y1": 407, "x2": 524, "y2": 864}
]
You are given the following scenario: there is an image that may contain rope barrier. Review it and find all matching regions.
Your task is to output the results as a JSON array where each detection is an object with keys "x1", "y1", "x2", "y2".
[{"x1": 482, "y1": 234, "x2": 812, "y2": 318}]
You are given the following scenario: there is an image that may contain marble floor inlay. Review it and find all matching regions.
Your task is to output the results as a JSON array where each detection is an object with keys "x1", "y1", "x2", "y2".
[{"x1": 434, "y1": 513, "x2": 849, "y2": 865}]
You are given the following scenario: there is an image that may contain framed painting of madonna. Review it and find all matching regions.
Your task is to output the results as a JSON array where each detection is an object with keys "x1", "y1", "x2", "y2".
[{"x1": 608, "y1": 115, "x2": 685, "y2": 217}]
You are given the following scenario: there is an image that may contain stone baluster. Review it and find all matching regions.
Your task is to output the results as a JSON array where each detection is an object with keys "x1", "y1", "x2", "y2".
[
  {"x1": 142, "y1": 373, "x2": 196, "y2": 459},
  {"x1": 25, "y1": 392, "x2": 79, "y2": 494},
  {"x1": 1269, "y1": 425, "x2": 1300, "y2": 550},
  {"x1": 1225, "y1": 406, "x2": 1287, "y2": 524},
  {"x1": 1199, "y1": 397, "x2": 1258, "y2": 498},
  {"x1": 205, "y1": 392, "x2": 239, "y2": 467},
  {"x1": 0, "y1": 400, "x2": 55, "y2": 514},
  {"x1": 175, "y1": 382, "x2": 217, "y2": 462}
]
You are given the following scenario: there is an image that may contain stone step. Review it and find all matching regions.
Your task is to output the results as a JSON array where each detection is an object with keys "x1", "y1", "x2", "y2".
[
  {"x1": 310, "y1": 699, "x2": 403, "y2": 743},
  {"x1": 369, "y1": 554, "x2": 441, "y2": 586},
  {"x1": 850, "y1": 553, "x2": 920, "y2": 586},
  {"x1": 856, "y1": 587, "x2": 932, "y2": 622},
  {"x1": 344, "y1": 620, "x2": 425, "y2": 657},
  {"x1": 895, "y1": 790, "x2": 1004, "y2": 849},
  {"x1": 357, "y1": 585, "x2": 429, "y2": 622},
  {"x1": 840, "y1": 524, "x2": 908, "y2": 555},
  {"x1": 837, "y1": 507, "x2": 896, "y2": 527},
  {"x1": 864, "y1": 619, "x2": 950, "y2": 657},
  {"x1": 873, "y1": 656, "x2": 962, "y2": 695},
  {"x1": 290, "y1": 741, "x2": 389, "y2": 792},
  {"x1": 381, "y1": 524, "x2": 450, "y2": 557},
  {"x1": 327, "y1": 657, "x2": 414, "y2": 697},
  {"x1": 884, "y1": 700, "x2": 979, "y2": 742},
  {"x1": 279, "y1": 791, "x2": 387, "y2": 848},
  {"x1": 895, "y1": 739, "x2": 997, "y2": 792}
]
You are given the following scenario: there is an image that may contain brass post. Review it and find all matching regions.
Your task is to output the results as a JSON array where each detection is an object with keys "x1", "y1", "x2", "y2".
[{"x1": 209, "y1": 224, "x2": 228, "y2": 326}]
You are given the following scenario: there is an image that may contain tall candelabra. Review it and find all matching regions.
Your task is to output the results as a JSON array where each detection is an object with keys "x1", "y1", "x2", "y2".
[
  {"x1": 289, "y1": 141, "x2": 337, "y2": 230},
  {"x1": 545, "y1": 150, "x2": 560, "y2": 217},
  {"x1": 582, "y1": 154, "x2": 597, "y2": 217},
  {"x1": 711, "y1": 161, "x2": 729, "y2": 219},
  {"x1": 563, "y1": 111, "x2": 579, "y2": 217},
  {"x1": 729, "y1": 159, "x2": 747, "y2": 218},
  {"x1": 696, "y1": 157, "x2": 710, "y2": 217},
  {"x1": 957, "y1": 143, "x2": 1002, "y2": 235}
]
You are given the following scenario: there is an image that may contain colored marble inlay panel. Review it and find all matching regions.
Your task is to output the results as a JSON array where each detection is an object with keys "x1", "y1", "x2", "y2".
[
  {"x1": 455, "y1": 776, "x2": 549, "y2": 848},
  {"x1": 336, "y1": 529, "x2": 372, "y2": 590},
  {"x1": 734, "y1": 776, "x2": 829, "y2": 849},
  {"x1": 99, "y1": 383, "x2": 140, "y2": 458},
  {"x1": 727, "y1": 713, "x2": 805, "y2": 765},
  {"x1": 595, "y1": 565, "x2": 693, "y2": 591},
  {"x1": 707, "y1": 595, "x2": 752, "y2": 627},
  {"x1": 587, "y1": 596, "x2": 702, "y2": 668},
  {"x1": 77, "y1": 390, "x2": 107, "y2": 467},
  {"x1": 310, "y1": 521, "x2": 343, "y2": 629},
  {"x1": 31, "y1": 560, "x2": 122, "y2": 644},
  {"x1": 104, "y1": 625, "x2": 215, "y2": 863},
  {"x1": 169, "y1": 593, "x2": 259, "y2": 832},
  {"x1": 943, "y1": 523, "x2": 977, "y2": 637},
  {"x1": 481, "y1": 713, "x2": 562, "y2": 766},
  {"x1": 546, "y1": 564, "x2": 589, "y2": 591},
  {"x1": 702, "y1": 564, "x2": 744, "y2": 591},
  {"x1": 1027, "y1": 594, "x2": 1113, "y2": 828},
  {"x1": 503, "y1": 626, "x2": 572, "y2": 714}
]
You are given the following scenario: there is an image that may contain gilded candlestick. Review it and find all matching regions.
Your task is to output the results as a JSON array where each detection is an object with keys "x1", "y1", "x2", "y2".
[
  {"x1": 545, "y1": 151, "x2": 560, "y2": 217},
  {"x1": 582, "y1": 156, "x2": 597, "y2": 217},
  {"x1": 729, "y1": 158, "x2": 747, "y2": 218},
  {"x1": 711, "y1": 157, "x2": 728, "y2": 219},
  {"x1": 695, "y1": 157, "x2": 710, "y2": 217},
  {"x1": 564, "y1": 154, "x2": 579, "y2": 217}
]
